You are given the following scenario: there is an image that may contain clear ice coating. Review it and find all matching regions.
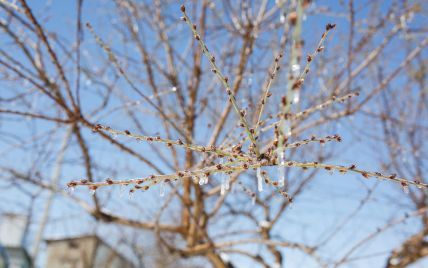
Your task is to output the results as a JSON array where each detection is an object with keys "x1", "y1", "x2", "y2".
[
  {"x1": 283, "y1": 121, "x2": 291, "y2": 137},
  {"x1": 291, "y1": 63, "x2": 301, "y2": 77},
  {"x1": 277, "y1": 149, "x2": 285, "y2": 187},
  {"x1": 257, "y1": 167, "x2": 263, "y2": 192},
  {"x1": 292, "y1": 90, "x2": 300, "y2": 104}
]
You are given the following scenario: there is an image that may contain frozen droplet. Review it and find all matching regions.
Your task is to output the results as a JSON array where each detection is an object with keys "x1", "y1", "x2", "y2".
[
  {"x1": 257, "y1": 168, "x2": 263, "y2": 192},
  {"x1": 280, "y1": 14, "x2": 286, "y2": 24},
  {"x1": 128, "y1": 190, "x2": 134, "y2": 199},
  {"x1": 200, "y1": 173, "x2": 209, "y2": 185},
  {"x1": 132, "y1": 23, "x2": 139, "y2": 32},
  {"x1": 159, "y1": 182, "x2": 165, "y2": 197},
  {"x1": 171, "y1": 86, "x2": 177, "y2": 92},
  {"x1": 90, "y1": 189, "x2": 96, "y2": 195},
  {"x1": 112, "y1": 133, "x2": 118, "y2": 139},
  {"x1": 277, "y1": 150, "x2": 285, "y2": 187}
]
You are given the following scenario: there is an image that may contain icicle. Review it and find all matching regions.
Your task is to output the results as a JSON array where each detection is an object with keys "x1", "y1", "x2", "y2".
[
  {"x1": 401, "y1": 183, "x2": 409, "y2": 194},
  {"x1": 252, "y1": 196, "x2": 256, "y2": 205},
  {"x1": 278, "y1": 150, "x2": 285, "y2": 187},
  {"x1": 225, "y1": 176, "x2": 230, "y2": 190},
  {"x1": 220, "y1": 180, "x2": 226, "y2": 196},
  {"x1": 67, "y1": 186, "x2": 75, "y2": 195},
  {"x1": 257, "y1": 168, "x2": 263, "y2": 192},
  {"x1": 89, "y1": 187, "x2": 96, "y2": 195},
  {"x1": 119, "y1": 185, "x2": 125, "y2": 197},
  {"x1": 219, "y1": 159, "x2": 229, "y2": 192},
  {"x1": 159, "y1": 181, "x2": 165, "y2": 197},
  {"x1": 128, "y1": 189, "x2": 134, "y2": 199}
]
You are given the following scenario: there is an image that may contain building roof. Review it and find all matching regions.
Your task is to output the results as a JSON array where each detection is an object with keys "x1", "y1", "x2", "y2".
[{"x1": 45, "y1": 234, "x2": 134, "y2": 267}]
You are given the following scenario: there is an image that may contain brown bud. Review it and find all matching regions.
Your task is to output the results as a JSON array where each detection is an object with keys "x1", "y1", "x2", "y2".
[{"x1": 326, "y1": 23, "x2": 336, "y2": 31}]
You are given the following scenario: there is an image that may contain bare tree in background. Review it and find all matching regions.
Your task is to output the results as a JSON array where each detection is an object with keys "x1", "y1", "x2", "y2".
[
  {"x1": 358, "y1": 48, "x2": 428, "y2": 267},
  {"x1": 0, "y1": 0, "x2": 427, "y2": 267}
]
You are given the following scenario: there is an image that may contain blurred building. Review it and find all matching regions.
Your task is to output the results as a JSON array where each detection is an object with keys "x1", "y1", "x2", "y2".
[
  {"x1": 45, "y1": 235, "x2": 134, "y2": 268},
  {"x1": 0, "y1": 213, "x2": 32, "y2": 268}
]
